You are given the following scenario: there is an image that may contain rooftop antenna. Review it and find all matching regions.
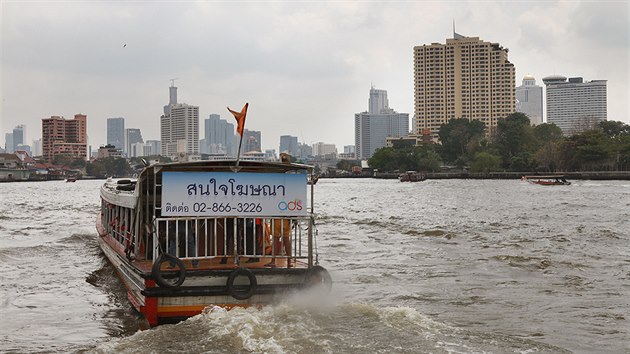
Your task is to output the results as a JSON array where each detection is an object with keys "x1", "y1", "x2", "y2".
[{"x1": 453, "y1": 19, "x2": 464, "y2": 39}]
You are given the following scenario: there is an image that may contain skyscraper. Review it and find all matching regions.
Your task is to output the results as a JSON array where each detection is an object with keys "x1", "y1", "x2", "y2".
[
  {"x1": 160, "y1": 82, "x2": 199, "y2": 157},
  {"x1": 355, "y1": 86, "x2": 409, "y2": 160},
  {"x1": 203, "y1": 114, "x2": 235, "y2": 156},
  {"x1": 107, "y1": 117, "x2": 125, "y2": 150},
  {"x1": 413, "y1": 33, "x2": 515, "y2": 139},
  {"x1": 41, "y1": 114, "x2": 88, "y2": 162},
  {"x1": 125, "y1": 128, "x2": 144, "y2": 157},
  {"x1": 12, "y1": 125, "x2": 25, "y2": 152},
  {"x1": 279, "y1": 135, "x2": 298, "y2": 156},
  {"x1": 543, "y1": 76, "x2": 607, "y2": 135},
  {"x1": 4, "y1": 133, "x2": 14, "y2": 153},
  {"x1": 516, "y1": 75, "x2": 543, "y2": 126}
]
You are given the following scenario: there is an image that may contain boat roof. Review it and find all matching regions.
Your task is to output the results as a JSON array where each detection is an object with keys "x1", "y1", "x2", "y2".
[
  {"x1": 523, "y1": 175, "x2": 566, "y2": 178},
  {"x1": 141, "y1": 159, "x2": 313, "y2": 176}
]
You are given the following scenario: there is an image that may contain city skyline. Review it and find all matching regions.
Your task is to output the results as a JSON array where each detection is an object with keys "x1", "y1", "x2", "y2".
[{"x1": 2, "y1": 1, "x2": 628, "y2": 151}]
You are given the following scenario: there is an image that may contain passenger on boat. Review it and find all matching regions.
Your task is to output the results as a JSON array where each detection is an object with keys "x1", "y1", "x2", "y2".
[
  {"x1": 215, "y1": 217, "x2": 264, "y2": 263},
  {"x1": 265, "y1": 218, "x2": 292, "y2": 268},
  {"x1": 167, "y1": 220, "x2": 198, "y2": 267}
]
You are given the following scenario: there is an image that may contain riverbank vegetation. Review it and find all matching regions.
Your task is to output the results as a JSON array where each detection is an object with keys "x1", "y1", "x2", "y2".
[{"x1": 368, "y1": 113, "x2": 630, "y2": 173}]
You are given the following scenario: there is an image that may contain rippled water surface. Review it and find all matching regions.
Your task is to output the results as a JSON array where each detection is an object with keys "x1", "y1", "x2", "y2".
[{"x1": 0, "y1": 178, "x2": 628, "y2": 353}]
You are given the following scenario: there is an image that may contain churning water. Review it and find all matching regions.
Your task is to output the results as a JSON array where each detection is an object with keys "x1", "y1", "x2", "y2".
[{"x1": 0, "y1": 178, "x2": 628, "y2": 353}]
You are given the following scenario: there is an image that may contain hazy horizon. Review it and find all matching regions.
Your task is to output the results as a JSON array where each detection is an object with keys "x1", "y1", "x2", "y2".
[{"x1": 2, "y1": 1, "x2": 628, "y2": 152}]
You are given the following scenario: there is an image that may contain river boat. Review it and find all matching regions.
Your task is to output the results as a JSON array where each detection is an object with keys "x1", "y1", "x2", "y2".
[
  {"x1": 398, "y1": 171, "x2": 426, "y2": 182},
  {"x1": 96, "y1": 159, "x2": 331, "y2": 327},
  {"x1": 521, "y1": 175, "x2": 571, "y2": 185}
]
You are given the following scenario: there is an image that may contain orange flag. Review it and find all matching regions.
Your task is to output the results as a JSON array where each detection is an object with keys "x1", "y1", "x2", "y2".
[{"x1": 227, "y1": 103, "x2": 249, "y2": 136}]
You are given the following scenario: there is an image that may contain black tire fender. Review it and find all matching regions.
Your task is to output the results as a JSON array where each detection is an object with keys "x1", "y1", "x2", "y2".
[
  {"x1": 304, "y1": 265, "x2": 332, "y2": 292},
  {"x1": 226, "y1": 268, "x2": 257, "y2": 300},
  {"x1": 151, "y1": 253, "x2": 186, "y2": 288}
]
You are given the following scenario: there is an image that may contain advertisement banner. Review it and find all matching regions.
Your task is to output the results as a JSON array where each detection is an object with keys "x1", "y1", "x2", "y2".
[{"x1": 161, "y1": 172, "x2": 307, "y2": 217}]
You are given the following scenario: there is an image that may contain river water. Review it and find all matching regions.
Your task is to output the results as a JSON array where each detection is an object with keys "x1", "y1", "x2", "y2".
[{"x1": 0, "y1": 178, "x2": 628, "y2": 353}]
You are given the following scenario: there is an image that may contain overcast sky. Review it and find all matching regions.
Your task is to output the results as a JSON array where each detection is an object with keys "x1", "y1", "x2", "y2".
[{"x1": 2, "y1": 0, "x2": 628, "y2": 153}]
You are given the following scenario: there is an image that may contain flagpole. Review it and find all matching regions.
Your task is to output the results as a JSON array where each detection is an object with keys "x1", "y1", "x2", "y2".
[
  {"x1": 235, "y1": 133, "x2": 244, "y2": 167},
  {"x1": 228, "y1": 102, "x2": 248, "y2": 170}
]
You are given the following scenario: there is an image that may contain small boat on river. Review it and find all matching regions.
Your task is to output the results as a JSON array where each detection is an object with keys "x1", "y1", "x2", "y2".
[
  {"x1": 96, "y1": 159, "x2": 331, "y2": 326},
  {"x1": 399, "y1": 171, "x2": 426, "y2": 182},
  {"x1": 521, "y1": 175, "x2": 571, "y2": 185}
]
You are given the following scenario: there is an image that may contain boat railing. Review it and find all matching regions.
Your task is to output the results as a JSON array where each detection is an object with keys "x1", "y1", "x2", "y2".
[{"x1": 152, "y1": 216, "x2": 311, "y2": 265}]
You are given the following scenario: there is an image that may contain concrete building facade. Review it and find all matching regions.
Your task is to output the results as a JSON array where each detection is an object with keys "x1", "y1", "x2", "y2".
[
  {"x1": 542, "y1": 75, "x2": 607, "y2": 135},
  {"x1": 515, "y1": 75, "x2": 543, "y2": 125},
  {"x1": 413, "y1": 33, "x2": 515, "y2": 139},
  {"x1": 312, "y1": 142, "x2": 337, "y2": 157},
  {"x1": 160, "y1": 83, "x2": 199, "y2": 157},
  {"x1": 41, "y1": 114, "x2": 88, "y2": 162}
]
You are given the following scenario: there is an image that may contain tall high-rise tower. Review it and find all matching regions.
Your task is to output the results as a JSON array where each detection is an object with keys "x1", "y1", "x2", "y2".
[
  {"x1": 107, "y1": 117, "x2": 125, "y2": 150},
  {"x1": 369, "y1": 87, "x2": 389, "y2": 114},
  {"x1": 355, "y1": 86, "x2": 409, "y2": 160},
  {"x1": 279, "y1": 135, "x2": 298, "y2": 156},
  {"x1": 413, "y1": 33, "x2": 515, "y2": 139},
  {"x1": 12, "y1": 125, "x2": 25, "y2": 152},
  {"x1": 202, "y1": 114, "x2": 235, "y2": 156},
  {"x1": 515, "y1": 75, "x2": 543, "y2": 125},
  {"x1": 125, "y1": 128, "x2": 144, "y2": 157},
  {"x1": 160, "y1": 82, "x2": 199, "y2": 157},
  {"x1": 543, "y1": 75, "x2": 607, "y2": 135}
]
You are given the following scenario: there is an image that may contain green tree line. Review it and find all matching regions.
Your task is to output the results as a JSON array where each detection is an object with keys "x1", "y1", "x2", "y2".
[{"x1": 368, "y1": 113, "x2": 630, "y2": 173}]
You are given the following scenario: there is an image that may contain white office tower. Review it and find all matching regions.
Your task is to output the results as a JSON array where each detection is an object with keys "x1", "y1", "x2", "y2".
[
  {"x1": 160, "y1": 82, "x2": 199, "y2": 157},
  {"x1": 515, "y1": 75, "x2": 543, "y2": 125},
  {"x1": 543, "y1": 76, "x2": 607, "y2": 135},
  {"x1": 355, "y1": 86, "x2": 409, "y2": 160}
]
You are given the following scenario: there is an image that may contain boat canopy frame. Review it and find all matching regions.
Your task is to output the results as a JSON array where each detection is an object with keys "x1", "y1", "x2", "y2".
[{"x1": 133, "y1": 160, "x2": 317, "y2": 267}]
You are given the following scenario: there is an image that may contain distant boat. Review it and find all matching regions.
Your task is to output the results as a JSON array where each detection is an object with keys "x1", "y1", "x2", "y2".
[
  {"x1": 522, "y1": 175, "x2": 571, "y2": 185},
  {"x1": 65, "y1": 177, "x2": 77, "y2": 182},
  {"x1": 399, "y1": 171, "x2": 426, "y2": 182}
]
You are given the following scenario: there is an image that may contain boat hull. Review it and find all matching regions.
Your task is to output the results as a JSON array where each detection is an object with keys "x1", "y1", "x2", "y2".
[{"x1": 97, "y1": 220, "x2": 313, "y2": 326}]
